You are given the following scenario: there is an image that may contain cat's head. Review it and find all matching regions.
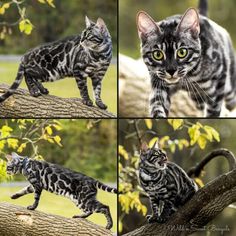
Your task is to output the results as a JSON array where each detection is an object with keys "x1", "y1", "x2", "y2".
[
  {"x1": 80, "y1": 16, "x2": 111, "y2": 50},
  {"x1": 139, "y1": 141, "x2": 168, "y2": 170},
  {"x1": 5, "y1": 152, "x2": 26, "y2": 175},
  {"x1": 137, "y1": 8, "x2": 200, "y2": 84}
]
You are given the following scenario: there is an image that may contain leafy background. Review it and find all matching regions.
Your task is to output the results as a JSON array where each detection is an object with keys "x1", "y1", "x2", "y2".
[
  {"x1": 0, "y1": 119, "x2": 117, "y2": 231},
  {"x1": 119, "y1": 119, "x2": 236, "y2": 235}
]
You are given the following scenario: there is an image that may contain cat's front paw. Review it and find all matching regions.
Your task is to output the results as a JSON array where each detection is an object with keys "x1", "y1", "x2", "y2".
[
  {"x1": 82, "y1": 99, "x2": 93, "y2": 107},
  {"x1": 146, "y1": 214, "x2": 167, "y2": 223},
  {"x1": 11, "y1": 194, "x2": 20, "y2": 199},
  {"x1": 151, "y1": 110, "x2": 166, "y2": 118},
  {"x1": 96, "y1": 100, "x2": 107, "y2": 110},
  {"x1": 41, "y1": 88, "x2": 49, "y2": 95},
  {"x1": 27, "y1": 205, "x2": 36, "y2": 210}
]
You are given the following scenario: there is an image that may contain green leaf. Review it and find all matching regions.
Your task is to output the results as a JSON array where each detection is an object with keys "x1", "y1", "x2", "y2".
[
  {"x1": 188, "y1": 125, "x2": 201, "y2": 146},
  {"x1": 19, "y1": 19, "x2": 33, "y2": 35},
  {"x1": 168, "y1": 119, "x2": 183, "y2": 130},
  {"x1": 54, "y1": 135, "x2": 62, "y2": 147},
  {"x1": 197, "y1": 135, "x2": 207, "y2": 149},
  {"x1": 144, "y1": 119, "x2": 152, "y2": 129},
  {"x1": 45, "y1": 126, "x2": 53, "y2": 135},
  {"x1": 203, "y1": 125, "x2": 220, "y2": 142},
  {"x1": 148, "y1": 137, "x2": 158, "y2": 148}
]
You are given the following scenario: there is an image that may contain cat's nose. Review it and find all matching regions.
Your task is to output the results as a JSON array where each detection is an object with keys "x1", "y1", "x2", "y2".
[{"x1": 167, "y1": 69, "x2": 176, "y2": 76}]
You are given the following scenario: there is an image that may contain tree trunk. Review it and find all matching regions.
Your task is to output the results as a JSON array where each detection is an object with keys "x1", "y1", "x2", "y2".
[
  {"x1": 0, "y1": 84, "x2": 115, "y2": 118},
  {"x1": 0, "y1": 202, "x2": 113, "y2": 236},
  {"x1": 123, "y1": 149, "x2": 236, "y2": 236}
]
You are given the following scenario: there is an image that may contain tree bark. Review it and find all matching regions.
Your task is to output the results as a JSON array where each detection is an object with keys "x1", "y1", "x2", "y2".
[
  {"x1": 0, "y1": 84, "x2": 115, "y2": 118},
  {"x1": 123, "y1": 149, "x2": 236, "y2": 236},
  {"x1": 0, "y1": 202, "x2": 113, "y2": 236}
]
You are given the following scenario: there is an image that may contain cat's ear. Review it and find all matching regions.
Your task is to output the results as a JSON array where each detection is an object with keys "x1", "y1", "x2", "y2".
[
  {"x1": 85, "y1": 16, "x2": 93, "y2": 28},
  {"x1": 152, "y1": 140, "x2": 159, "y2": 149},
  {"x1": 141, "y1": 142, "x2": 149, "y2": 152},
  {"x1": 96, "y1": 18, "x2": 107, "y2": 34},
  {"x1": 5, "y1": 154, "x2": 12, "y2": 161},
  {"x1": 177, "y1": 8, "x2": 200, "y2": 38},
  {"x1": 136, "y1": 11, "x2": 161, "y2": 39}
]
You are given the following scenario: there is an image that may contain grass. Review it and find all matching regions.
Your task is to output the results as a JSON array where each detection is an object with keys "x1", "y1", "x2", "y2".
[
  {"x1": 0, "y1": 185, "x2": 117, "y2": 232},
  {"x1": 0, "y1": 62, "x2": 117, "y2": 114}
]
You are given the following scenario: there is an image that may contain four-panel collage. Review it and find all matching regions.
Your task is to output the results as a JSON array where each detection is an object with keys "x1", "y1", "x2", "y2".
[{"x1": 0, "y1": 0, "x2": 236, "y2": 235}]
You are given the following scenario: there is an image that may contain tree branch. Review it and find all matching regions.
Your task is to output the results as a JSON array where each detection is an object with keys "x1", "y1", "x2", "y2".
[
  {"x1": 0, "y1": 202, "x2": 112, "y2": 236},
  {"x1": 123, "y1": 149, "x2": 236, "y2": 236},
  {"x1": 0, "y1": 84, "x2": 115, "y2": 118}
]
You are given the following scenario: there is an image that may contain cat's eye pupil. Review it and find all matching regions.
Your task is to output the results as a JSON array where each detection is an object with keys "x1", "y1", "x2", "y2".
[
  {"x1": 177, "y1": 48, "x2": 188, "y2": 58},
  {"x1": 153, "y1": 50, "x2": 164, "y2": 61}
]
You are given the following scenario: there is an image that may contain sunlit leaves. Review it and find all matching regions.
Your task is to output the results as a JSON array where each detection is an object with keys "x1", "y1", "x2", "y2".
[
  {"x1": 7, "y1": 138, "x2": 18, "y2": 149},
  {"x1": 19, "y1": 19, "x2": 33, "y2": 35},
  {"x1": 119, "y1": 191, "x2": 147, "y2": 215},
  {"x1": 0, "y1": 125, "x2": 13, "y2": 138},
  {"x1": 119, "y1": 145, "x2": 129, "y2": 160},
  {"x1": 0, "y1": 3, "x2": 10, "y2": 15},
  {"x1": 148, "y1": 137, "x2": 158, "y2": 148},
  {"x1": 188, "y1": 122, "x2": 220, "y2": 149},
  {"x1": 37, "y1": 0, "x2": 55, "y2": 8},
  {"x1": 194, "y1": 178, "x2": 204, "y2": 188},
  {"x1": 168, "y1": 119, "x2": 184, "y2": 130},
  {"x1": 144, "y1": 119, "x2": 152, "y2": 129},
  {"x1": 17, "y1": 143, "x2": 27, "y2": 153}
]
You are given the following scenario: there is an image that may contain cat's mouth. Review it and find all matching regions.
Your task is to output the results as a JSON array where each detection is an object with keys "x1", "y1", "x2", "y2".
[
  {"x1": 158, "y1": 157, "x2": 168, "y2": 167},
  {"x1": 164, "y1": 77, "x2": 180, "y2": 84}
]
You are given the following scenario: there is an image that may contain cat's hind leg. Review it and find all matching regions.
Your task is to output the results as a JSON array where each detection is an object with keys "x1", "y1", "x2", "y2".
[
  {"x1": 34, "y1": 80, "x2": 49, "y2": 95},
  {"x1": 25, "y1": 75, "x2": 42, "y2": 97},
  {"x1": 11, "y1": 185, "x2": 34, "y2": 199},
  {"x1": 93, "y1": 201, "x2": 112, "y2": 229},
  {"x1": 91, "y1": 77, "x2": 107, "y2": 110},
  {"x1": 73, "y1": 211, "x2": 92, "y2": 218}
]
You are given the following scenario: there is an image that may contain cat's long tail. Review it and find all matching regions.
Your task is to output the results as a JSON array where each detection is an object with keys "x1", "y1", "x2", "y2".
[
  {"x1": 198, "y1": 0, "x2": 208, "y2": 17},
  {"x1": 96, "y1": 181, "x2": 118, "y2": 194},
  {"x1": 0, "y1": 63, "x2": 24, "y2": 102}
]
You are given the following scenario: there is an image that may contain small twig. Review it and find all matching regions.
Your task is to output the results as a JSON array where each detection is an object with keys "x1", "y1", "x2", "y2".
[{"x1": 133, "y1": 120, "x2": 142, "y2": 146}]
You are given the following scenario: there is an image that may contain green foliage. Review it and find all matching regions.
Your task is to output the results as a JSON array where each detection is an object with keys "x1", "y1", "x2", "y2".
[
  {"x1": 0, "y1": 0, "x2": 55, "y2": 38},
  {"x1": 0, "y1": 0, "x2": 117, "y2": 55},
  {"x1": 0, "y1": 119, "x2": 63, "y2": 182},
  {"x1": 0, "y1": 119, "x2": 117, "y2": 183},
  {"x1": 119, "y1": 119, "x2": 221, "y2": 233}
]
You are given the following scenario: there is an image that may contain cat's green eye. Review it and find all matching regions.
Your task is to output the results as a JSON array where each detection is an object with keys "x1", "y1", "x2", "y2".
[
  {"x1": 177, "y1": 48, "x2": 188, "y2": 58},
  {"x1": 153, "y1": 50, "x2": 164, "y2": 61}
]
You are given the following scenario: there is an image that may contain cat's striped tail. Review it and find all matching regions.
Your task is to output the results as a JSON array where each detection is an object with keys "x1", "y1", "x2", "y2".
[
  {"x1": 198, "y1": 0, "x2": 208, "y2": 17},
  {"x1": 96, "y1": 181, "x2": 117, "y2": 194},
  {"x1": 0, "y1": 63, "x2": 24, "y2": 102}
]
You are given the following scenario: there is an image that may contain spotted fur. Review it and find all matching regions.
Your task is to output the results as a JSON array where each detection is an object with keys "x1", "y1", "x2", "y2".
[
  {"x1": 6, "y1": 152, "x2": 117, "y2": 229},
  {"x1": 137, "y1": 1, "x2": 236, "y2": 117},
  {"x1": 0, "y1": 16, "x2": 112, "y2": 109},
  {"x1": 138, "y1": 143, "x2": 198, "y2": 223}
]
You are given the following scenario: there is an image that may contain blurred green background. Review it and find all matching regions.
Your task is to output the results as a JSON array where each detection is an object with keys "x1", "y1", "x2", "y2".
[
  {"x1": 119, "y1": 0, "x2": 236, "y2": 58},
  {"x1": 0, "y1": 119, "x2": 117, "y2": 231},
  {"x1": 0, "y1": 0, "x2": 117, "y2": 114},
  {"x1": 119, "y1": 119, "x2": 236, "y2": 235}
]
